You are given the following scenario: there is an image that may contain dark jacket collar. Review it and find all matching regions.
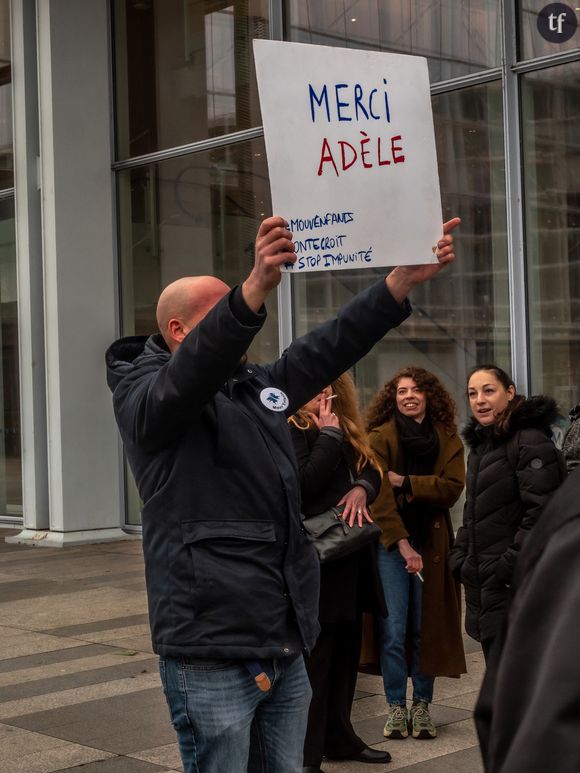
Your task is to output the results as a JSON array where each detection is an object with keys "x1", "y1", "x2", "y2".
[
  {"x1": 462, "y1": 395, "x2": 559, "y2": 450},
  {"x1": 105, "y1": 332, "x2": 253, "y2": 393}
]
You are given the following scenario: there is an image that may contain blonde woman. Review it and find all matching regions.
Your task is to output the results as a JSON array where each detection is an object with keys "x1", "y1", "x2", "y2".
[{"x1": 289, "y1": 372, "x2": 390, "y2": 772}]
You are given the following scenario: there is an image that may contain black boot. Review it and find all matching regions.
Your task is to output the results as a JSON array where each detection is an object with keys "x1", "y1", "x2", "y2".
[{"x1": 350, "y1": 746, "x2": 392, "y2": 763}]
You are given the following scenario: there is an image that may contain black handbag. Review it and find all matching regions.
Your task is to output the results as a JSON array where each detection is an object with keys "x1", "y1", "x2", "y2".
[{"x1": 302, "y1": 504, "x2": 382, "y2": 563}]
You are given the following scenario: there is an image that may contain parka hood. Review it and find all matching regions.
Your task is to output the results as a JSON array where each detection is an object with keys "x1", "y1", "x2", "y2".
[
  {"x1": 105, "y1": 334, "x2": 169, "y2": 392},
  {"x1": 462, "y1": 395, "x2": 559, "y2": 450}
]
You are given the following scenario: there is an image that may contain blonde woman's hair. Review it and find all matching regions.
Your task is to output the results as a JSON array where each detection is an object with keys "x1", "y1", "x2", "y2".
[{"x1": 289, "y1": 372, "x2": 382, "y2": 476}]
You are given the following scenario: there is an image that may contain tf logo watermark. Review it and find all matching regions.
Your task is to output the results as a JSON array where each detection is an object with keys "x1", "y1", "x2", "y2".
[{"x1": 537, "y1": 3, "x2": 578, "y2": 43}]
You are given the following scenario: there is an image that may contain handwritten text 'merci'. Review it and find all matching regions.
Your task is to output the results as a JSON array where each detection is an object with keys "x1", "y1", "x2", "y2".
[
  {"x1": 308, "y1": 81, "x2": 392, "y2": 124},
  {"x1": 308, "y1": 81, "x2": 406, "y2": 177}
]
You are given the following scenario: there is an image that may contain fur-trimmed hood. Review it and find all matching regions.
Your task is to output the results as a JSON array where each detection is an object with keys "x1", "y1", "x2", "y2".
[{"x1": 462, "y1": 395, "x2": 559, "y2": 450}]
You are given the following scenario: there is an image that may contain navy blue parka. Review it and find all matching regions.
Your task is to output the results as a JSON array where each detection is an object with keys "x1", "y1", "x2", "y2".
[{"x1": 105, "y1": 279, "x2": 409, "y2": 660}]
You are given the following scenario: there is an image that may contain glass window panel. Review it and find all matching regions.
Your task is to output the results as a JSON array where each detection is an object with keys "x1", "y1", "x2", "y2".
[
  {"x1": 290, "y1": 82, "x2": 509, "y2": 526},
  {"x1": 0, "y1": 196, "x2": 22, "y2": 517},
  {"x1": 118, "y1": 138, "x2": 275, "y2": 523},
  {"x1": 0, "y1": 0, "x2": 13, "y2": 190},
  {"x1": 113, "y1": 0, "x2": 268, "y2": 159},
  {"x1": 519, "y1": 1, "x2": 580, "y2": 60},
  {"x1": 522, "y1": 62, "x2": 580, "y2": 415},
  {"x1": 286, "y1": 0, "x2": 501, "y2": 83}
]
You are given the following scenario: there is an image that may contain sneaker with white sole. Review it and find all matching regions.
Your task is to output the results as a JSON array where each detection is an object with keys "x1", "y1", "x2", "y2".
[
  {"x1": 383, "y1": 704, "x2": 409, "y2": 739},
  {"x1": 409, "y1": 700, "x2": 437, "y2": 739}
]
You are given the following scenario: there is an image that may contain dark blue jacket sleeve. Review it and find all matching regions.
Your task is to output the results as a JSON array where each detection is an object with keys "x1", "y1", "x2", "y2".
[{"x1": 264, "y1": 279, "x2": 410, "y2": 415}]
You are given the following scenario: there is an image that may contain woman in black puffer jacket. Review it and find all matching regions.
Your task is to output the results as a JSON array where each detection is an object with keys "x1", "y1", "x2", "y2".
[{"x1": 449, "y1": 365, "x2": 565, "y2": 660}]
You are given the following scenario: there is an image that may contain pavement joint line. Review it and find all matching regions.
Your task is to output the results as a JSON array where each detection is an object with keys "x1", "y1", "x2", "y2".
[
  {"x1": 0, "y1": 640, "x2": 149, "y2": 668},
  {"x1": 0, "y1": 673, "x2": 162, "y2": 720},
  {"x1": 43, "y1": 614, "x2": 150, "y2": 637},
  {"x1": 0, "y1": 653, "x2": 156, "y2": 690}
]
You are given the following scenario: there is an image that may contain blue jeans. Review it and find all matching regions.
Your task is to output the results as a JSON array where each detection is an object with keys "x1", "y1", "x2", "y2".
[
  {"x1": 377, "y1": 544, "x2": 434, "y2": 705},
  {"x1": 159, "y1": 654, "x2": 311, "y2": 773}
]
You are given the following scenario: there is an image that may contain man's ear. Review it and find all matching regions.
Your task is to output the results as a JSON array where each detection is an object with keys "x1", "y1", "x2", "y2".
[{"x1": 167, "y1": 318, "x2": 187, "y2": 345}]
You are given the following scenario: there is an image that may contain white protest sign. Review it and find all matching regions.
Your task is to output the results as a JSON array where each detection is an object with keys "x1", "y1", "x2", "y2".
[{"x1": 253, "y1": 40, "x2": 442, "y2": 272}]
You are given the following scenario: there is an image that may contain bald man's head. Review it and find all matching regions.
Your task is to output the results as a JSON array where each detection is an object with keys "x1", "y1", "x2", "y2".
[{"x1": 156, "y1": 276, "x2": 230, "y2": 352}]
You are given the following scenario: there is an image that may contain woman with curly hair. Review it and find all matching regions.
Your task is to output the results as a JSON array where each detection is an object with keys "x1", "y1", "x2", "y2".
[
  {"x1": 366, "y1": 367, "x2": 466, "y2": 741},
  {"x1": 290, "y1": 371, "x2": 390, "y2": 772},
  {"x1": 449, "y1": 365, "x2": 565, "y2": 661}
]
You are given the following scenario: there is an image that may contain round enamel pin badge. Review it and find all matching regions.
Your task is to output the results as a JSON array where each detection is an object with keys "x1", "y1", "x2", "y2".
[{"x1": 260, "y1": 387, "x2": 289, "y2": 412}]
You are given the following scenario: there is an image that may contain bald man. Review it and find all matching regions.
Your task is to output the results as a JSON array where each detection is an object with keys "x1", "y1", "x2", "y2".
[{"x1": 106, "y1": 215, "x2": 459, "y2": 773}]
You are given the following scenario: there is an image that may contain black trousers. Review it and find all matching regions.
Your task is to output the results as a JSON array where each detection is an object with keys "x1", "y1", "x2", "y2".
[
  {"x1": 481, "y1": 637, "x2": 495, "y2": 664},
  {"x1": 303, "y1": 617, "x2": 366, "y2": 766}
]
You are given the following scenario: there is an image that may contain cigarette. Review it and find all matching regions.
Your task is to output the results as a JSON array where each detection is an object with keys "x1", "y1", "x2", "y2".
[
  {"x1": 326, "y1": 394, "x2": 338, "y2": 400},
  {"x1": 416, "y1": 571, "x2": 424, "y2": 583}
]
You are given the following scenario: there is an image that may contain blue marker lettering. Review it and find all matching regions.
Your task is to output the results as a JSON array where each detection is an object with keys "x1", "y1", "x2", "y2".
[
  {"x1": 383, "y1": 79, "x2": 391, "y2": 123},
  {"x1": 354, "y1": 84, "x2": 369, "y2": 120},
  {"x1": 369, "y1": 88, "x2": 380, "y2": 119},
  {"x1": 309, "y1": 84, "x2": 330, "y2": 123},
  {"x1": 335, "y1": 84, "x2": 351, "y2": 121}
]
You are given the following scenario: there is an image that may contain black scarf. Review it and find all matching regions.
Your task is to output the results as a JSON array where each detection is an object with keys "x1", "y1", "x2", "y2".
[
  {"x1": 393, "y1": 410, "x2": 440, "y2": 548},
  {"x1": 394, "y1": 410, "x2": 440, "y2": 475}
]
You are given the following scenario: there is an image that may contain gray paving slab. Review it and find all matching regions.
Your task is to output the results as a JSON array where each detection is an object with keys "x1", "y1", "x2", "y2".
[
  {"x1": 394, "y1": 744, "x2": 484, "y2": 771},
  {"x1": 0, "y1": 587, "x2": 148, "y2": 630},
  {"x1": 0, "y1": 628, "x2": 89, "y2": 661},
  {"x1": 75, "y1": 624, "x2": 151, "y2": 645},
  {"x1": 130, "y1": 743, "x2": 182, "y2": 770},
  {"x1": 353, "y1": 689, "x2": 373, "y2": 700},
  {"x1": 0, "y1": 572, "x2": 145, "y2": 603},
  {"x1": 54, "y1": 755, "x2": 171, "y2": 772},
  {"x1": 116, "y1": 580, "x2": 148, "y2": 591},
  {"x1": 0, "y1": 578, "x2": 74, "y2": 603},
  {"x1": 0, "y1": 644, "x2": 113, "y2": 673},
  {"x1": 0, "y1": 554, "x2": 144, "y2": 583},
  {"x1": 95, "y1": 634, "x2": 154, "y2": 653},
  {"x1": 463, "y1": 636, "x2": 483, "y2": 655},
  {"x1": 0, "y1": 545, "x2": 111, "y2": 565},
  {"x1": 43, "y1": 614, "x2": 150, "y2": 638},
  {"x1": 0, "y1": 657, "x2": 158, "y2": 702},
  {"x1": 435, "y1": 690, "x2": 480, "y2": 712},
  {"x1": 433, "y1": 653, "x2": 485, "y2": 701},
  {"x1": 0, "y1": 672, "x2": 161, "y2": 720},
  {"x1": 0, "y1": 728, "x2": 115, "y2": 772},
  {"x1": 4, "y1": 688, "x2": 175, "y2": 754},
  {"x1": 96, "y1": 542, "x2": 145, "y2": 555},
  {"x1": 351, "y1": 694, "x2": 387, "y2": 722}
]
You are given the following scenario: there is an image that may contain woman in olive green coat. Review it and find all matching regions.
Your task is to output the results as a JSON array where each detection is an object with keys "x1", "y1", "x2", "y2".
[{"x1": 366, "y1": 367, "x2": 466, "y2": 741}]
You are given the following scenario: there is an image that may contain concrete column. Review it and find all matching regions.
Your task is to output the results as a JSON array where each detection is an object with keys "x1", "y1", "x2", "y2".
[
  {"x1": 9, "y1": 0, "x2": 49, "y2": 534},
  {"x1": 8, "y1": 0, "x2": 129, "y2": 546}
]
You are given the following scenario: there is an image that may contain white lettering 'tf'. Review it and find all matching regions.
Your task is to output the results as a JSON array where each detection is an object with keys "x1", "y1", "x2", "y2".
[{"x1": 548, "y1": 12, "x2": 567, "y2": 34}]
